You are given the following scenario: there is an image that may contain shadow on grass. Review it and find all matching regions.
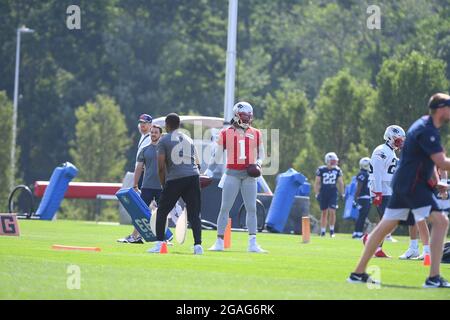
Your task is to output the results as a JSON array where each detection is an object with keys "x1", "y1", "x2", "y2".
[
  {"x1": 169, "y1": 250, "x2": 242, "y2": 255},
  {"x1": 380, "y1": 283, "x2": 421, "y2": 290}
]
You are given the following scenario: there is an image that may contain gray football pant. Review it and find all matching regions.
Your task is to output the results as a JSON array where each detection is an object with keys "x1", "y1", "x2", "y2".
[{"x1": 217, "y1": 174, "x2": 258, "y2": 235}]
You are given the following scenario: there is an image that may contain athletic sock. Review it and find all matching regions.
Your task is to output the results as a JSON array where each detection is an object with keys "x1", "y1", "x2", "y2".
[
  {"x1": 423, "y1": 245, "x2": 430, "y2": 254},
  {"x1": 410, "y1": 239, "x2": 419, "y2": 250}
]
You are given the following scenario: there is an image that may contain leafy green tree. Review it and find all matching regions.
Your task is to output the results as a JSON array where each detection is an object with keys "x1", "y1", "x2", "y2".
[
  {"x1": 0, "y1": 91, "x2": 13, "y2": 210},
  {"x1": 293, "y1": 132, "x2": 321, "y2": 183},
  {"x1": 68, "y1": 95, "x2": 129, "y2": 220},
  {"x1": 0, "y1": 0, "x2": 120, "y2": 184},
  {"x1": 310, "y1": 70, "x2": 376, "y2": 180},
  {"x1": 294, "y1": 70, "x2": 375, "y2": 232},
  {"x1": 1, "y1": 0, "x2": 450, "y2": 222},
  {"x1": 361, "y1": 51, "x2": 449, "y2": 150},
  {"x1": 257, "y1": 89, "x2": 310, "y2": 188},
  {"x1": 70, "y1": 95, "x2": 129, "y2": 182},
  {"x1": 236, "y1": 47, "x2": 272, "y2": 108},
  {"x1": 157, "y1": 0, "x2": 227, "y2": 117}
]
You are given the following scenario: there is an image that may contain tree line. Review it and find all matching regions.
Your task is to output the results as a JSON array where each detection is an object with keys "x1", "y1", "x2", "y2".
[{"x1": 1, "y1": 1, "x2": 450, "y2": 222}]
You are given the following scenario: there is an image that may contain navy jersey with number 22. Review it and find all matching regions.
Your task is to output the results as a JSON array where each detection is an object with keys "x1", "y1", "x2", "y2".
[{"x1": 316, "y1": 166, "x2": 342, "y2": 193}]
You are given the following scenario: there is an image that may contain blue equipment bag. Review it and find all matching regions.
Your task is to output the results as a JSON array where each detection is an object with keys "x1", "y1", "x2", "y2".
[
  {"x1": 265, "y1": 168, "x2": 306, "y2": 233},
  {"x1": 343, "y1": 176, "x2": 359, "y2": 220},
  {"x1": 115, "y1": 188, "x2": 172, "y2": 242},
  {"x1": 35, "y1": 162, "x2": 78, "y2": 220}
]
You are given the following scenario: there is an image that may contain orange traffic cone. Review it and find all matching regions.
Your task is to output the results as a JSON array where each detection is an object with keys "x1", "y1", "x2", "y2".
[
  {"x1": 302, "y1": 216, "x2": 310, "y2": 244},
  {"x1": 224, "y1": 218, "x2": 232, "y2": 248},
  {"x1": 160, "y1": 242, "x2": 168, "y2": 254},
  {"x1": 423, "y1": 253, "x2": 431, "y2": 266}
]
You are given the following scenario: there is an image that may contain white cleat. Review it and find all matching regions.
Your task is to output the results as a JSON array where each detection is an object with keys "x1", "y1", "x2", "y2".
[
  {"x1": 208, "y1": 238, "x2": 225, "y2": 251},
  {"x1": 399, "y1": 248, "x2": 420, "y2": 260},
  {"x1": 147, "y1": 241, "x2": 162, "y2": 253},
  {"x1": 194, "y1": 244, "x2": 204, "y2": 255},
  {"x1": 248, "y1": 239, "x2": 268, "y2": 253}
]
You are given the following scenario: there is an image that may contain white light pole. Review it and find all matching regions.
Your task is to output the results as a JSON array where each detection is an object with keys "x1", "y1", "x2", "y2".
[
  {"x1": 223, "y1": 0, "x2": 238, "y2": 124},
  {"x1": 10, "y1": 25, "x2": 34, "y2": 191}
]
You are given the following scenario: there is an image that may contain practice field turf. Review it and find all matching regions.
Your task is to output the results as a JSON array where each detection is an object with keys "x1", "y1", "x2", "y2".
[{"x1": 0, "y1": 220, "x2": 449, "y2": 300}]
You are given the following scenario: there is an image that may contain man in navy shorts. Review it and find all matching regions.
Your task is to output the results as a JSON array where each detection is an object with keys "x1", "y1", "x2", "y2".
[
  {"x1": 314, "y1": 152, "x2": 345, "y2": 237},
  {"x1": 348, "y1": 93, "x2": 450, "y2": 288}
]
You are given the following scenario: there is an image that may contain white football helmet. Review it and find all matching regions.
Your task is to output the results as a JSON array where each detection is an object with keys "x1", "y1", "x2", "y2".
[
  {"x1": 384, "y1": 125, "x2": 405, "y2": 150},
  {"x1": 232, "y1": 101, "x2": 253, "y2": 129},
  {"x1": 324, "y1": 152, "x2": 339, "y2": 167},
  {"x1": 359, "y1": 157, "x2": 371, "y2": 171}
]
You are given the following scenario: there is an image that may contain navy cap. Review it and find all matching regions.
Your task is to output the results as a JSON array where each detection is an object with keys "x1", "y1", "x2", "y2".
[
  {"x1": 138, "y1": 114, "x2": 152, "y2": 123},
  {"x1": 429, "y1": 99, "x2": 450, "y2": 109}
]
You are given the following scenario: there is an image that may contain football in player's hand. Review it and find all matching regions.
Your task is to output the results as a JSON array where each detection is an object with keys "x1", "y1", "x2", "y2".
[
  {"x1": 246, "y1": 164, "x2": 262, "y2": 177},
  {"x1": 199, "y1": 175, "x2": 213, "y2": 188}
]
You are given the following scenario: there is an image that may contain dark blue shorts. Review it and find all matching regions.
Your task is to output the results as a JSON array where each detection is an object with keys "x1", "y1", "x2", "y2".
[
  {"x1": 318, "y1": 191, "x2": 338, "y2": 211},
  {"x1": 387, "y1": 185, "x2": 440, "y2": 211},
  {"x1": 140, "y1": 188, "x2": 162, "y2": 206}
]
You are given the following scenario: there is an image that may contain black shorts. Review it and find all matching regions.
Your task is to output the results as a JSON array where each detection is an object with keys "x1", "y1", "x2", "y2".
[
  {"x1": 399, "y1": 212, "x2": 416, "y2": 226},
  {"x1": 318, "y1": 191, "x2": 338, "y2": 211},
  {"x1": 384, "y1": 184, "x2": 440, "y2": 222},
  {"x1": 388, "y1": 185, "x2": 440, "y2": 212},
  {"x1": 140, "y1": 188, "x2": 161, "y2": 206}
]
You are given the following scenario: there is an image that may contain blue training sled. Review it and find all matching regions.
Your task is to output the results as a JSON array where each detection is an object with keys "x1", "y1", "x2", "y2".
[
  {"x1": 343, "y1": 176, "x2": 359, "y2": 220},
  {"x1": 115, "y1": 188, "x2": 172, "y2": 242},
  {"x1": 35, "y1": 162, "x2": 78, "y2": 220},
  {"x1": 265, "y1": 168, "x2": 307, "y2": 233}
]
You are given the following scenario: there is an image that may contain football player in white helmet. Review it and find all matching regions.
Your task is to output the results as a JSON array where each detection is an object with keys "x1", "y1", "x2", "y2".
[
  {"x1": 314, "y1": 152, "x2": 345, "y2": 237},
  {"x1": 384, "y1": 125, "x2": 406, "y2": 150},
  {"x1": 359, "y1": 157, "x2": 371, "y2": 171},
  {"x1": 232, "y1": 101, "x2": 253, "y2": 129},
  {"x1": 349, "y1": 93, "x2": 450, "y2": 287},
  {"x1": 352, "y1": 157, "x2": 372, "y2": 239},
  {"x1": 367, "y1": 125, "x2": 405, "y2": 257},
  {"x1": 209, "y1": 101, "x2": 267, "y2": 253}
]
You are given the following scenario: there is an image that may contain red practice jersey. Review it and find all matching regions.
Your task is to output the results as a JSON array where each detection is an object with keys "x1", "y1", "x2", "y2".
[{"x1": 218, "y1": 126, "x2": 262, "y2": 170}]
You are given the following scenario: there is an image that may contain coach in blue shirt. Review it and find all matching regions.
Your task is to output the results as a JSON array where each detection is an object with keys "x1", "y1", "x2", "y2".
[{"x1": 348, "y1": 93, "x2": 450, "y2": 288}]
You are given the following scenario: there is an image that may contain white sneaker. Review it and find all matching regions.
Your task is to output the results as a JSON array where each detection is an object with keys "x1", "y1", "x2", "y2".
[
  {"x1": 208, "y1": 238, "x2": 224, "y2": 251},
  {"x1": 248, "y1": 239, "x2": 268, "y2": 253},
  {"x1": 399, "y1": 248, "x2": 420, "y2": 260},
  {"x1": 385, "y1": 235, "x2": 398, "y2": 242},
  {"x1": 417, "y1": 252, "x2": 430, "y2": 260},
  {"x1": 194, "y1": 244, "x2": 203, "y2": 255},
  {"x1": 147, "y1": 241, "x2": 162, "y2": 253}
]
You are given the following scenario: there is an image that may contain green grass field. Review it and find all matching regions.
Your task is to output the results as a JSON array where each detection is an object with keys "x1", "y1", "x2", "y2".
[{"x1": 0, "y1": 220, "x2": 449, "y2": 300}]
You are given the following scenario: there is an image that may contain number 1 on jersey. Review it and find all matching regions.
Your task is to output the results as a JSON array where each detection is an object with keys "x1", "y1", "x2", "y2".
[{"x1": 238, "y1": 139, "x2": 247, "y2": 160}]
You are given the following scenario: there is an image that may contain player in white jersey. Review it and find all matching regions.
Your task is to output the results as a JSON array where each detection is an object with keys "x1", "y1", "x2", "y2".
[
  {"x1": 367, "y1": 125, "x2": 431, "y2": 259},
  {"x1": 370, "y1": 140, "x2": 398, "y2": 199},
  {"x1": 366, "y1": 125, "x2": 405, "y2": 257}
]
